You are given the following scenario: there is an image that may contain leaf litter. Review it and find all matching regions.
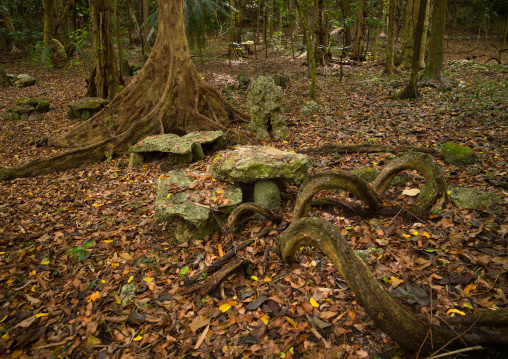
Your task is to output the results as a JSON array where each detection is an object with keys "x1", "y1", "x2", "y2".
[{"x1": 0, "y1": 37, "x2": 507, "y2": 358}]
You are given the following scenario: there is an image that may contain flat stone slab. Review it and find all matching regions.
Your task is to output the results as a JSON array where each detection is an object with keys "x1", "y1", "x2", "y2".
[
  {"x1": 447, "y1": 187, "x2": 501, "y2": 208},
  {"x1": 182, "y1": 131, "x2": 224, "y2": 147},
  {"x1": 7, "y1": 98, "x2": 51, "y2": 120},
  {"x1": 128, "y1": 131, "x2": 225, "y2": 167},
  {"x1": 130, "y1": 134, "x2": 194, "y2": 155},
  {"x1": 155, "y1": 169, "x2": 242, "y2": 240},
  {"x1": 211, "y1": 146, "x2": 311, "y2": 185},
  {"x1": 12, "y1": 74, "x2": 37, "y2": 88}
]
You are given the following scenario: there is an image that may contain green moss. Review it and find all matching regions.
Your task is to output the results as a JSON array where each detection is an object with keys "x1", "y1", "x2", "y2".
[{"x1": 441, "y1": 142, "x2": 477, "y2": 166}]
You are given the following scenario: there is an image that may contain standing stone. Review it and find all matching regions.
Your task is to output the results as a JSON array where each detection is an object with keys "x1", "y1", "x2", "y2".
[
  {"x1": 247, "y1": 76, "x2": 287, "y2": 140},
  {"x1": 254, "y1": 180, "x2": 281, "y2": 212}
]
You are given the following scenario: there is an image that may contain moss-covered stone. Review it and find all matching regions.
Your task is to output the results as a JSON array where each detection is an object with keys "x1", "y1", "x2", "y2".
[
  {"x1": 247, "y1": 76, "x2": 287, "y2": 140},
  {"x1": 238, "y1": 73, "x2": 251, "y2": 89},
  {"x1": 7, "y1": 105, "x2": 36, "y2": 120},
  {"x1": 155, "y1": 170, "x2": 242, "y2": 241},
  {"x1": 273, "y1": 74, "x2": 290, "y2": 89},
  {"x1": 211, "y1": 146, "x2": 311, "y2": 185},
  {"x1": 300, "y1": 100, "x2": 319, "y2": 116},
  {"x1": 447, "y1": 187, "x2": 501, "y2": 208},
  {"x1": 441, "y1": 142, "x2": 477, "y2": 166},
  {"x1": 254, "y1": 180, "x2": 281, "y2": 212},
  {"x1": 67, "y1": 97, "x2": 110, "y2": 120}
]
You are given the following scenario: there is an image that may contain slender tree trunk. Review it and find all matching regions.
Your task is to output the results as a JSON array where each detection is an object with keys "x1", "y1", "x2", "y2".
[
  {"x1": 418, "y1": 0, "x2": 430, "y2": 67},
  {"x1": 394, "y1": 0, "x2": 428, "y2": 99},
  {"x1": 0, "y1": 0, "x2": 247, "y2": 180},
  {"x1": 351, "y1": 0, "x2": 365, "y2": 60},
  {"x1": 371, "y1": 0, "x2": 383, "y2": 60},
  {"x1": 294, "y1": 0, "x2": 316, "y2": 101},
  {"x1": 126, "y1": 0, "x2": 141, "y2": 44},
  {"x1": 68, "y1": 0, "x2": 76, "y2": 35},
  {"x1": 256, "y1": 0, "x2": 260, "y2": 44},
  {"x1": 43, "y1": 0, "x2": 53, "y2": 46},
  {"x1": 141, "y1": 0, "x2": 150, "y2": 57},
  {"x1": 383, "y1": 0, "x2": 396, "y2": 74},
  {"x1": 344, "y1": 0, "x2": 352, "y2": 48},
  {"x1": 314, "y1": 0, "x2": 330, "y2": 65},
  {"x1": 423, "y1": 0, "x2": 447, "y2": 79},
  {"x1": 85, "y1": 0, "x2": 121, "y2": 100},
  {"x1": 114, "y1": 0, "x2": 123, "y2": 83},
  {"x1": 268, "y1": 0, "x2": 274, "y2": 45}
]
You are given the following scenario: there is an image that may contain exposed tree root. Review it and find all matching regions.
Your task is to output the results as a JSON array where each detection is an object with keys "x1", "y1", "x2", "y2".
[
  {"x1": 226, "y1": 202, "x2": 283, "y2": 233},
  {"x1": 292, "y1": 171, "x2": 382, "y2": 220},
  {"x1": 278, "y1": 218, "x2": 508, "y2": 354},
  {"x1": 298, "y1": 144, "x2": 440, "y2": 156},
  {"x1": 310, "y1": 197, "x2": 403, "y2": 218},
  {"x1": 181, "y1": 259, "x2": 251, "y2": 295},
  {"x1": 372, "y1": 152, "x2": 446, "y2": 219}
]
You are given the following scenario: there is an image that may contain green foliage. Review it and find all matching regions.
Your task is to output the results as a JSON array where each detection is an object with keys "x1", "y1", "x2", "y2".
[{"x1": 68, "y1": 240, "x2": 95, "y2": 262}]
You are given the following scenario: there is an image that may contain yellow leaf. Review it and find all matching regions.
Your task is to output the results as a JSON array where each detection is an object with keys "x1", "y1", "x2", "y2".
[
  {"x1": 143, "y1": 277, "x2": 154, "y2": 282},
  {"x1": 310, "y1": 297, "x2": 319, "y2": 308},
  {"x1": 285, "y1": 316, "x2": 298, "y2": 328},
  {"x1": 87, "y1": 335, "x2": 102, "y2": 345},
  {"x1": 30, "y1": 270, "x2": 36, "y2": 276},
  {"x1": 463, "y1": 303, "x2": 474, "y2": 309},
  {"x1": 447, "y1": 309, "x2": 466, "y2": 316},
  {"x1": 1, "y1": 332, "x2": 9, "y2": 340},
  {"x1": 263, "y1": 277, "x2": 271, "y2": 282},
  {"x1": 111, "y1": 262, "x2": 119, "y2": 267},
  {"x1": 35, "y1": 313, "x2": 49, "y2": 318},
  {"x1": 31, "y1": 284, "x2": 36, "y2": 292},
  {"x1": 464, "y1": 284, "x2": 476, "y2": 294},
  {"x1": 100, "y1": 280, "x2": 105, "y2": 283},
  {"x1": 41, "y1": 259, "x2": 49, "y2": 265},
  {"x1": 219, "y1": 303, "x2": 231, "y2": 312},
  {"x1": 7, "y1": 279, "x2": 15, "y2": 284},
  {"x1": 261, "y1": 314, "x2": 269, "y2": 324},
  {"x1": 0, "y1": 315, "x2": 7, "y2": 322},
  {"x1": 133, "y1": 335, "x2": 143, "y2": 341},
  {"x1": 423, "y1": 232, "x2": 431, "y2": 238},
  {"x1": 388, "y1": 276, "x2": 399, "y2": 283},
  {"x1": 250, "y1": 276, "x2": 258, "y2": 281},
  {"x1": 403, "y1": 234, "x2": 411, "y2": 238},
  {"x1": 447, "y1": 191, "x2": 451, "y2": 195},
  {"x1": 88, "y1": 291, "x2": 100, "y2": 302},
  {"x1": 215, "y1": 190, "x2": 224, "y2": 195},
  {"x1": 167, "y1": 193, "x2": 171, "y2": 198},
  {"x1": 92, "y1": 203, "x2": 104, "y2": 207},
  {"x1": 104, "y1": 240, "x2": 113, "y2": 243},
  {"x1": 0, "y1": 252, "x2": 4, "y2": 254},
  {"x1": 128, "y1": 276, "x2": 134, "y2": 284},
  {"x1": 311, "y1": 261, "x2": 316, "y2": 267},
  {"x1": 499, "y1": 171, "x2": 506, "y2": 176},
  {"x1": 411, "y1": 230, "x2": 418, "y2": 236}
]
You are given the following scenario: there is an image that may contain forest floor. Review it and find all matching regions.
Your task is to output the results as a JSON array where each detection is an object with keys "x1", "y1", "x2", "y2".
[{"x1": 0, "y1": 34, "x2": 507, "y2": 359}]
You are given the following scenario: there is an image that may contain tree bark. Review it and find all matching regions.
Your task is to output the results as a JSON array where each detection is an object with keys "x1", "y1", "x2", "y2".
[
  {"x1": 0, "y1": 0, "x2": 248, "y2": 180},
  {"x1": 383, "y1": 0, "x2": 396, "y2": 74},
  {"x1": 351, "y1": 0, "x2": 365, "y2": 60},
  {"x1": 85, "y1": 0, "x2": 121, "y2": 100},
  {"x1": 43, "y1": 0, "x2": 53, "y2": 46},
  {"x1": 126, "y1": 0, "x2": 141, "y2": 44},
  {"x1": 371, "y1": 0, "x2": 383, "y2": 60},
  {"x1": 314, "y1": 0, "x2": 331, "y2": 65},
  {"x1": 343, "y1": 0, "x2": 352, "y2": 48},
  {"x1": 393, "y1": 0, "x2": 427, "y2": 99},
  {"x1": 0, "y1": 0, "x2": 16, "y2": 41},
  {"x1": 141, "y1": 0, "x2": 150, "y2": 57},
  {"x1": 423, "y1": 0, "x2": 447, "y2": 79}
]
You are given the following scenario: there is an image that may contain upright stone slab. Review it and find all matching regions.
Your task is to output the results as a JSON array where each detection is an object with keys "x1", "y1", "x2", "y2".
[
  {"x1": 155, "y1": 170, "x2": 242, "y2": 241},
  {"x1": 247, "y1": 76, "x2": 287, "y2": 140}
]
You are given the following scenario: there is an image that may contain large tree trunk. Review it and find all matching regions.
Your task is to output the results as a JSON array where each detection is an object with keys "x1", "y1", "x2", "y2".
[
  {"x1": 0, "y1": 0, "x2": 16, "y2": 42},
  {"x1": 43, "y1": 0, "x2": 53, "y2": 46},
  {"x1": 423, "y1": 0, "x2": 447, "y2": 79},
  {"x1": 85, "y1": 0, "x2": 121, "y2": 100},
  {"x1": 313, "y1": 0, "x2": 331, "y2": 65},
  {"x1": 0, "y1": 0, "x2": 247, "y2": 181}
]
